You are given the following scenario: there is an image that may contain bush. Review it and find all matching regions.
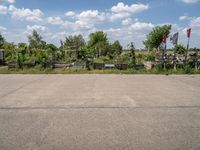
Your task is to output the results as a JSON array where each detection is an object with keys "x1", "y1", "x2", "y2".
[{"x1": 144, "y1": 51, "x2": 156, "y2": 62}]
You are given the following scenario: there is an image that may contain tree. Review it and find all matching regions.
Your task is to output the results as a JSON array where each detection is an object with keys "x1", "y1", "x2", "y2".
[
  {"x1": 17, "y1": 43, "x2": 29, "y2": 64},
  {"x1": 129, "y1": 42, "x2": 136, "y2": 67},
  {"x1": 88, "y1": 31, "x2": 109, "y2": 57},
  {"x1": 64, "y1": 34, "x2": 85, "y2": 59},
  {"x1": 46, "y1": 44, "x2": 58, "y2": 68},
  {"x1": 143, "y1": 25, "x2": 172, "y2": 50},
  {"x1": 64, "y1": 34, "x2": 85, "y2": 50},
  {"x1": 109, "y1": 40, "x2": 123, "y2": 58},
  {"x1": 3, "y1": 42, "x2": 16, "y2": 63},
  {"x1": 0, "y1": 33, "x2": 5, "y2": 49},
  {"x1": 28, "y1": 30, "x2": 46, "y2": 50},
  {"x1": 18, "y1": 43, "x2": 28, "y2": 54}
]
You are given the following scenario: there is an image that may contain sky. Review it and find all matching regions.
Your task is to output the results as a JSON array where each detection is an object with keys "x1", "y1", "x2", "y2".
[{"x1": 0, "y1": 0, "x2": 200, "y2": 49}]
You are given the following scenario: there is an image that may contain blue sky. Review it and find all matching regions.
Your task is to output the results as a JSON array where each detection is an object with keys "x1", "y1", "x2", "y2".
[{"x1": 0, "y1": 0, "x2": 200, "y2": 48}]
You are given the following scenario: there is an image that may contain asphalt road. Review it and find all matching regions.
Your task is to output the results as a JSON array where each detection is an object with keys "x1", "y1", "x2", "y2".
[{"x1": 0, "y1": 74, "x2": 200, "y2": 150}]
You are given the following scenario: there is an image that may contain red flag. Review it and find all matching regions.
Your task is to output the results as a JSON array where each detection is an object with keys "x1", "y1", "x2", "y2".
[
  {"x1": 187, "y1": 28, "x2": 191, "y2": 38},
  {"x1": 162, "y1": 34, "x2": 167, "y2": 43}
]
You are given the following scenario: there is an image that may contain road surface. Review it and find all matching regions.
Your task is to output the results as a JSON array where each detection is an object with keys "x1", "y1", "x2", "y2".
[{"x1": 0, "y1": 74, "x2": 200, "y2": 150}]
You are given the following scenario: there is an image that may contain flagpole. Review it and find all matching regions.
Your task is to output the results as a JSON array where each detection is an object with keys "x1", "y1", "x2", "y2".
[
  {"x1": 173, "y1": 32, "x2": 178, "y2": 70},
  {"x1": 164, "y1": 43, "x2": 166, "y2": 70},
  {"x1": 162, "y1": 34, "x2": 167, "y2": 70},
  {"x1": 185, "y1": 29, "x2": 191, "y2": 66},
  {"x1": 185, "y1": 37, "x2": 190, "y2": 66}
]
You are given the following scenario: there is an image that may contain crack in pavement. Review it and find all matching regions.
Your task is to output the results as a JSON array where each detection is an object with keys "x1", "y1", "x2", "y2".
[{"x1": 0, "y1": 105, "x2": 200, "y2": 110}]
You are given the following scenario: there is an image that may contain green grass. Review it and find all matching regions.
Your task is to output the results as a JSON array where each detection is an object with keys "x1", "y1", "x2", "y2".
[{"x1": 0, "y1": 66, "x2": 200, "y2": 74}]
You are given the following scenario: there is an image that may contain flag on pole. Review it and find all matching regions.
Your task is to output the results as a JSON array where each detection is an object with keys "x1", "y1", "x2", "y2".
[
  {"x1": 187, "y1": 28, "x2": 191, "y2": 38},
  {"x1": 162, "y1": 34, "x2": 167, "y2": 43},
  {"x1": 170, "y1": 32, "x2": 179, "y2": 45}
]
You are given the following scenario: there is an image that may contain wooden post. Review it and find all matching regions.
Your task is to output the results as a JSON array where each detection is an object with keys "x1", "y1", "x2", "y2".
[{"x1": 163, "y1": 43, "x2": 166, "y2": 70}]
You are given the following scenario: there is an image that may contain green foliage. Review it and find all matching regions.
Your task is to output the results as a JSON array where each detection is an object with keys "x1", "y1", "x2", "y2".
[
  {"x1": 3, "y1": 42, "x2": 17, "y2": 63},
  {"x1": 145, "y1": 51, "x2": 156, "y2": 61},
  {"x1": 129, "y1": 42, "x2": 136, "y2": 67},
  {"x1": 64, "y1": 34, "x2": 85, "y2": 53},
  {"x1": 88, "y1": 31, "x2": 109, "y2": 57},
  {"x1": 174, "y1": 44, "x2": 186, "y2": 54},
  {"x1": 77, "y1": 46, "x2": 88, "y2": 60},
  {"x1": 144, "y1": 25, "x2": 172, "y2": 50},
  {"x1": 107, "y1": 40, "x2": 123, "y2": 59},
  {"x1": 116, "y1": 52, "x2": 131, "y2": 64},
  {"x1": 1, "y1": 66, "x2": 200, "y2": 74},
  {"x1": 0, "y1": 33, "x2": 5, "y2": 49},
  {"x1": 28, "y1": 30, "x2": 46, "y2": 50},
  {"x1": 35, "y1": 49, "x2": 51, "y2": 68},
  {"x1": 136, "y1": 53, "x2": 144, "y2": 64},
  {"x1": 1, "y1": 29, "x2": 199, "y2": 72},
  {"x1": 94, "y1": 56, "x2": 115, "y2": 64}
]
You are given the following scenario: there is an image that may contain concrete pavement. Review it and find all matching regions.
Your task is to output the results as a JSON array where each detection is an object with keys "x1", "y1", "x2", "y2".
[{"x1": 0, "y1": 75, "x2": 200, "y2": 150}]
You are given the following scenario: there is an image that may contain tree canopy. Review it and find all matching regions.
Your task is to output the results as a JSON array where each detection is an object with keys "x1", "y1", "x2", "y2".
[
  {"x1": 0, "y1": 33, "x2": 5, "y2": 49},
  {"x1": 64, "y1": 34, "x2": 85, "y2": 50},
  {"x1": 143, "y1": 25, "x2": 172, "y2": 50},
  {"x1": 28, "y1": 30, "x2": 46, "y2": 50},
  {"x1": 88, "y1": 31, "x2": 109, "y2": 57}
]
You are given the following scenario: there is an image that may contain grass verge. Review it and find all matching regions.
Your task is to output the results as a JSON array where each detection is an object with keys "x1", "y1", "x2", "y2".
[{"x1": 0, "y1": 66, "x2": 200, "y2": 74}]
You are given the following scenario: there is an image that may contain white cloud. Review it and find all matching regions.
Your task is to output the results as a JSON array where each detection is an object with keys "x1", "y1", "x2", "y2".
[
  {"x1": 48, "y1": 2, "x2": 149, "y2": 32},
  {"x1": 47, "y1": 16, "x2": 94, "y2": 31},
  {"x1": 65, "y1": 11, "x2": 76, "y2": 17},
  {"x1": 109, "y1": 2, "x2": 149, "y2": 21},
  {"x1": 0, "y1": 26, "x2": 6, "y2": 31},
  {"x1": 77, "y1": 10, "x2": 105, "y2": 21},
  {"x1": 48, "y1": 10, "x2": 105, "y2": 31},
  {"x1": 190, "y1": 17, "x2": 200, "y2": 26},
  {"x1": 8, "y1": 5, "x2": 44, "y2": 22},
  {"x1": 122, "y1": 18, "x2": 132, "y2": 26},
  {"x1": 110, "y1": 12, "x2": 131, "y2": 21},
  {"x1": 47, "y1": 17, "x2": 64, "y2": 25},
  {"x1": 7, "y1": 0, "x2": 15, "y2": 3},
  {"x1": 179, "y1": 0, "x2": 200, "y2": 3},
  {"x1": 25, "y1": 25, "x2": 48, "y2": 34},
  {"x1": 129, "y1": 22, "x2": 154, "y2": 31},
  {"x1": 111, "y1": 2, "x2": 149, "y2": 14},
  {"x1": 0, "y1": 5, "x2": 7, "y2": 14},
  {"x1": 179, "y1": 15, "x2": 200, "y2": 27},
  {"x1": 179, "y1": 15, "x2": 189, "y2": 20},
  {"x1": 122, "y1": 18, "x2": 139, "y2": 26},
  {"x1": 104, "y1": 21, "x2": 154, "y2": 48}
]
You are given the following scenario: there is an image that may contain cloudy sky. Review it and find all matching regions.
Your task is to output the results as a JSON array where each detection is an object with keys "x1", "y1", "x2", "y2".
[{"x1": 0, "y1": 0, "x2": 200, "y2": 48}]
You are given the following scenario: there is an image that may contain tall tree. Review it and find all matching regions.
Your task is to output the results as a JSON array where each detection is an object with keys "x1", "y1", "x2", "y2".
[
  {"x1": 64, "y1": 34, "x2": 85, "y2": 58},
  {"x1": 3, "y1": 42, "x2": 16, "y2": 63},
  {"x1": 129, "y1": 42, "x2": 136, "y2": 67},
  {"x1": 88, "y1": 31, "x2": 109, "y2": 57},
  {"x1": 143, "y1": 25, "x2": 171, "y2": 50},
  {"x1": 107, "y1": 40, "x2": 123, "y2": 59},
  {"x1": 28, "y1": 30, "x2": 46, "y2": 50},
  {"x1": 64, "y1": 34, "x2": 85, "y2": 50},
  {"x1": 18, "y1": 43, "x2": 28, "y2": 54},
  {"x1": 111, "y1": 40, "x2": 123, "y2": 55},
  {"x1": 0, "y1": 33, "x2": 5, "y2": 49}
]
